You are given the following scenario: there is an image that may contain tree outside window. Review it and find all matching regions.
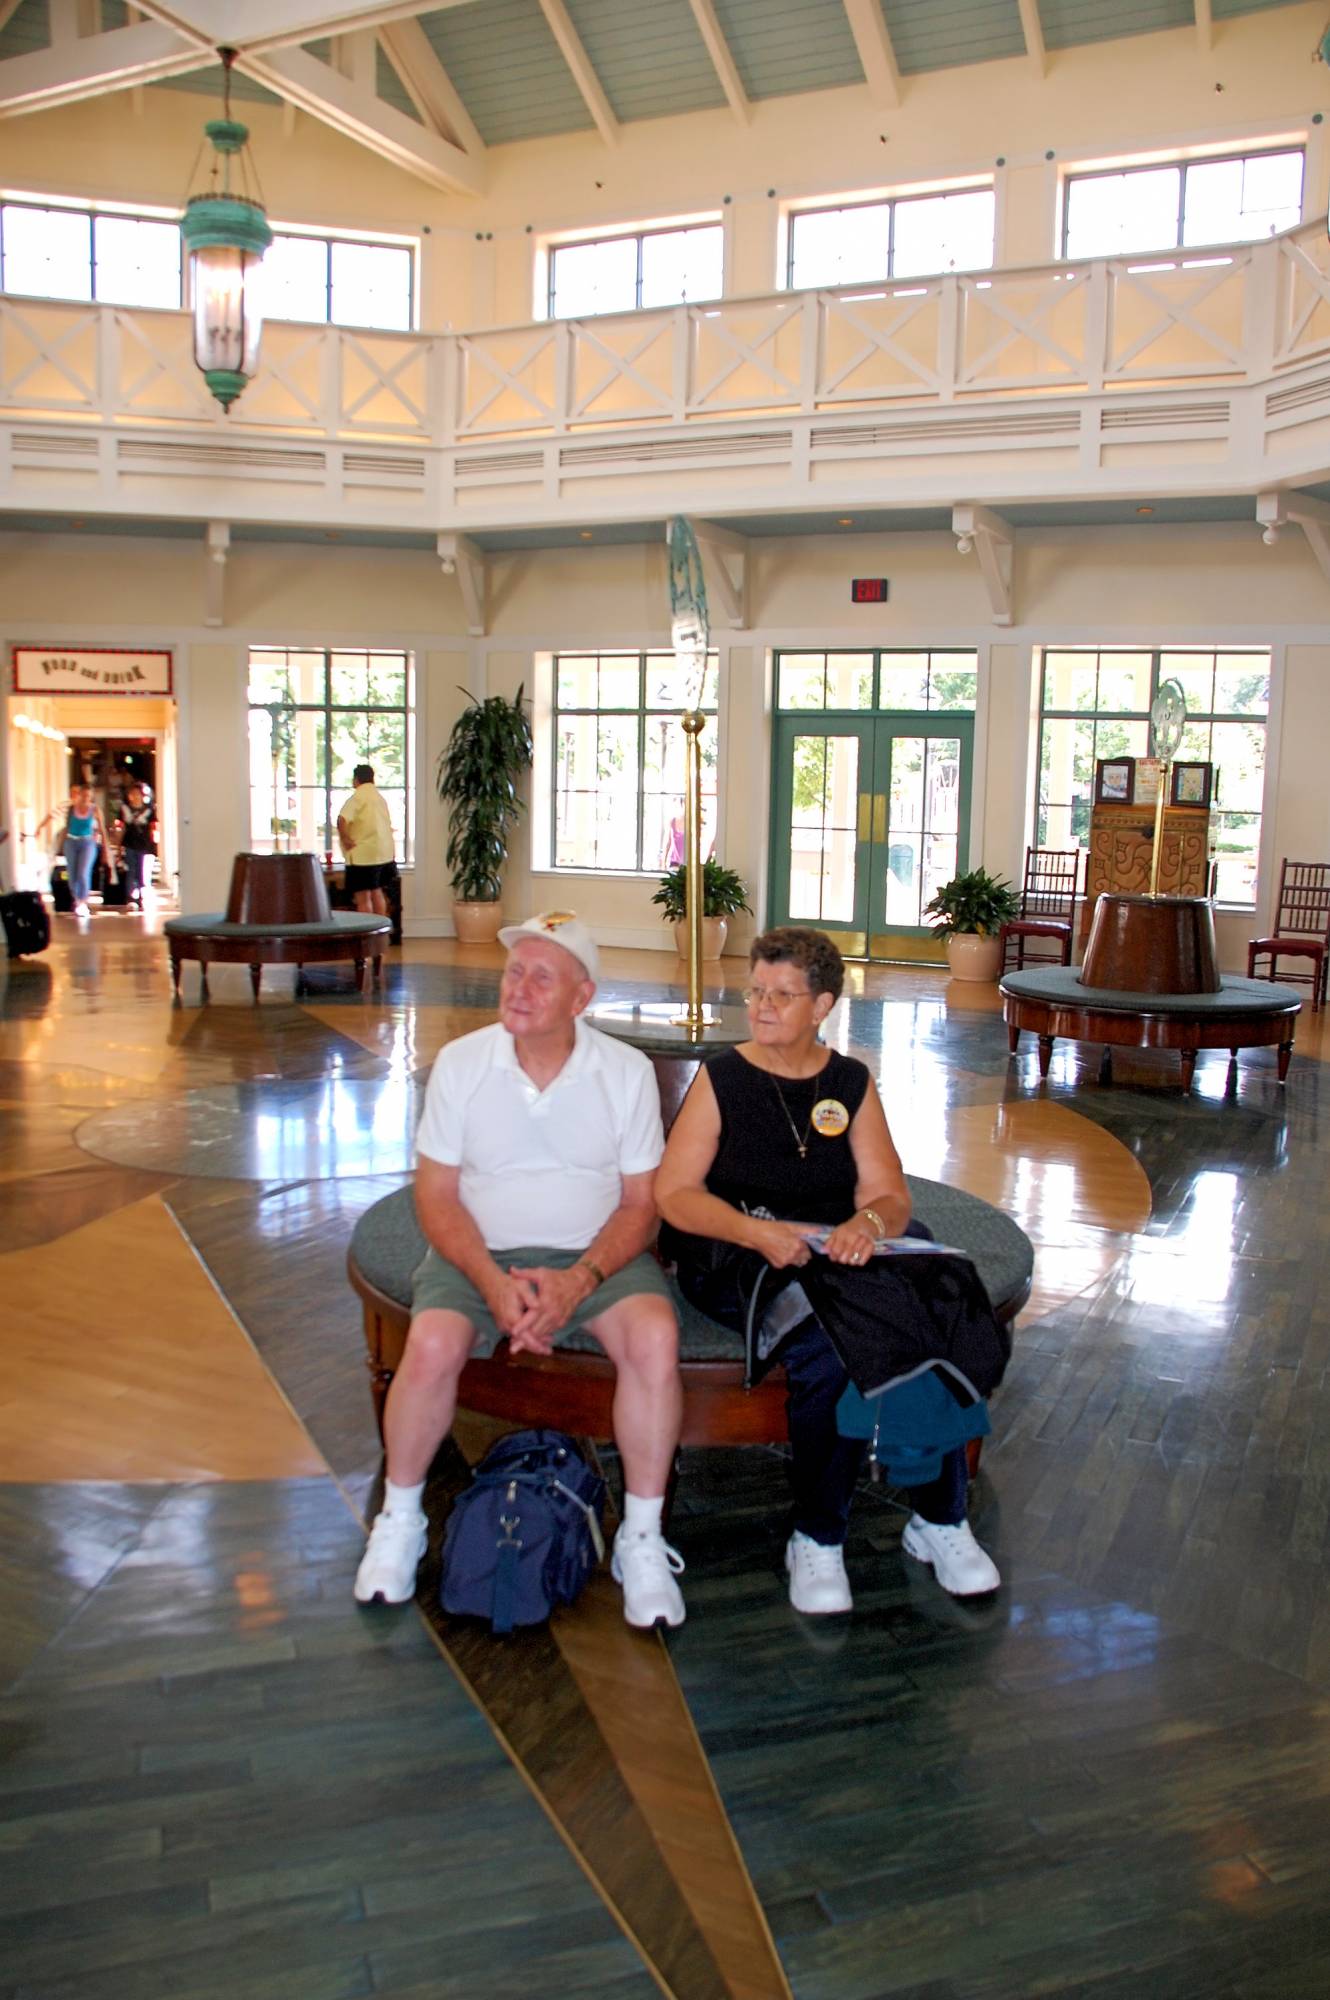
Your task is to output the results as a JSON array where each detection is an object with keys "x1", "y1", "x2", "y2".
[
  {"x1": 552, "y1": 651, "x2": 719, "y2": 872},
  {"x1": 246, "y1": 648, "x2": 414, "y2": 863},
  {"x1": 1037, "y1": 647, "x2": 1269, "y2": 904}
]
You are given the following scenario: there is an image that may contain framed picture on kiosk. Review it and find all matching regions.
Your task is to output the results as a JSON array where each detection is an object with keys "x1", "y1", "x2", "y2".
[
  {"x1": 1170, "y1": 762, "x2": 1212, "y2": 808},
  {"x1": 1095, "y1": 757, "x2": 1133, "y2": 804}
]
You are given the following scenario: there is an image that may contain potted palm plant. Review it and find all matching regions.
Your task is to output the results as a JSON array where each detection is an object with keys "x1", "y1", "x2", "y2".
[
  {"x1": 435, "y1": 686, "x2": 533, "y2": 943},
  {"x1": 652, "y1": 857, "x2": 752, "y2": 960},
  {"x1": 924, "y1": 866, "x2": 1019, "y2": 982}
]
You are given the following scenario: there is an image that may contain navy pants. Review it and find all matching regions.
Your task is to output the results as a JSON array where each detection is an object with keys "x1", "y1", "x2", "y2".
[{"x1": 784, "y1": 1316, "x2": 967, "y2": 1545}]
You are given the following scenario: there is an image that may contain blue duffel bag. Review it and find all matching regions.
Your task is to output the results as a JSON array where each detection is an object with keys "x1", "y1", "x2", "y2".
[{"x1": 440, "y1": 1429, "x2": 607, "y2": 1635}]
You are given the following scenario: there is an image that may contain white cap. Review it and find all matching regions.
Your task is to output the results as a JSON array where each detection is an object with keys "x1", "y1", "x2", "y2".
[{"x1": 497, "y1": 910, "x2": 600, "y2": 988}]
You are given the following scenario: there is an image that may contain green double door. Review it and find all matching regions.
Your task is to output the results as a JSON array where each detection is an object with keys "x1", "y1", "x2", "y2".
[{"x1": 769, "y1": 713, "x2": 973, "y2": 958}]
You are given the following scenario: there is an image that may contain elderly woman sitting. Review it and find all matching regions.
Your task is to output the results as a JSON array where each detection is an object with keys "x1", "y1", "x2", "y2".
[{"x1": 656, "y1": 926, "x2": 1003, "y2": 1615}]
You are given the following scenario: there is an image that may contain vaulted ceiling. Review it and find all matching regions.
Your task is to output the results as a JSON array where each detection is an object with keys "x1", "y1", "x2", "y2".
[{"x1": 0, "y1": 0, "x2": 1311, "y2": 196}]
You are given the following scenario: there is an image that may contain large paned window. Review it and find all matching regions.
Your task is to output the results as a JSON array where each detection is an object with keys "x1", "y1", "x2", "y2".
[
  {"x1": 1037, "y1": 647, "x2": 1269, "y2": 904},
  {"x1": 0, "y1": 200, "x2": 181, "y2": 309},
  {"x1": 246, "y1": 647, "x2": 414, "y2": 863},
  {"x1": 1062, "y1": 149, "x2": 1304, "y2": 261},
  {"x1": 0, "y1": 197, "x2": 414, "y2": 330},
  {"x1": 547, "y1": 223, "x2": 723, "y2": 318},
  {"x1": 787, "y1": 187, "x2": 994, "y2": 290},
  {"x1": 552, "y1": 651, "x2": 719, "y2": 873},
  {"x1": 254, "y1": 232, "x2": 415, "y2": 331}
]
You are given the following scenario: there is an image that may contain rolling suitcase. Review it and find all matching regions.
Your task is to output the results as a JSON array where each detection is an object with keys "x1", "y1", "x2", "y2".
[
  {"x1": 2, "y1": 890, "x2": 51, "y2": 959},
  {"x1": 50, "y1": 861, "x2": 74, "y2": 913}
]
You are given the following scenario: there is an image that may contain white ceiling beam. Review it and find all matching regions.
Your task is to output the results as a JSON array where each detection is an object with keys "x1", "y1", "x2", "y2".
[
  {"x1": 240, "y1": 41, "x2": 485, "y2": 195},
  {"x1": 438, "y1": 532, "x2": 486, "y2": 636},
  {"x1": 0, "y1": 21, "x2": 206, "y2": 117},
  {"x1": 128, "y1": 1, "x2": 470, "y2": 52},
  {"x1": 535, "y1": 0, "x2": 619, "y2": 148},
  {"x1": 685, "y1": 0, "x2": 749, "y2": 126},
  {"x1": 842, "y1": 0, "x2": 900, "y2": 109},
  {"x1": 378, "y1": 17, "x2": 484, "y2": 157},
  {"x1": 1016, "y1": 0, "x2": 1046, "y2": 78},
  {"x1": 334, "y1": 28, "x2": 377, "y2": 89},
  {"x1": 1195, "y1": 0, "x2": 1213, "y2": 56},
  {"x1": 953, "y1": 503, "x2": 1014, "y2": 626}
]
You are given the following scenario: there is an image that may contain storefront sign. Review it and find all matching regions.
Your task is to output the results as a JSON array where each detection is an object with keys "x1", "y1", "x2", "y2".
[{"x1": 11, "y1": 647, "x2": 173, "y2": 696}]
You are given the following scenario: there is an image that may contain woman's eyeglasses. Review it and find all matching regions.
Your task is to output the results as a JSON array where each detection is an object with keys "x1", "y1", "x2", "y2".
[{"x1": 742, "y1": 985, "x2": 812, "y2": 1010}]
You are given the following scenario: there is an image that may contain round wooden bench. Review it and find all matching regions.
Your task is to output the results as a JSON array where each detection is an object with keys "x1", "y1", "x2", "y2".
[
  {"x1": 1000, "y1": 966, "x2": 1302, "y2": 1091},
  {"x1": 165, "y1": 850, "x2": 391, "y2": 999},
  {"x1": 348, "y1": 1179, "x2": 1034, "y2": 1448}
]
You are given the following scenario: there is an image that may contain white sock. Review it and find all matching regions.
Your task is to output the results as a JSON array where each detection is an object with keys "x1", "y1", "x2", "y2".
[
  {"x1": 622, "y1": 1492, "x2": 664, "y2": 1539},
  {"x1": 384, "y1": 1478, "x2": 425, "y2": 1518}
]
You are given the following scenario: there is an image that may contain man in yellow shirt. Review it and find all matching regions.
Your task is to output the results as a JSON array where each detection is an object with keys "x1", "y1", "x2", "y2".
[{"x1": 336, "y1": 764, "x2": 395, "y2": 917}]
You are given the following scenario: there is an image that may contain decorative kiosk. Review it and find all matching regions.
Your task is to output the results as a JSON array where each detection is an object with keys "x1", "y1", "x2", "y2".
[{"x1": 1002, "y1": 683, "x2": 1301, "y2": 1090}]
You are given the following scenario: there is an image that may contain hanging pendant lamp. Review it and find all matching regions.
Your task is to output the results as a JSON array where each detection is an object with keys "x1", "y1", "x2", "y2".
[{"x1": 180, "y1": 48, "x2": 272, "y2": 413}]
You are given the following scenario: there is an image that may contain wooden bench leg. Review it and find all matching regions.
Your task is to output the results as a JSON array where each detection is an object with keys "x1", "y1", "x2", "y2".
[
  {"x1": 170, "y1": 945, "x2": 183, "y2": 998},
  {"x1": 249, "y1": 962, "x2": 262, "y2": 1000},
  {"x1": 1037, "y1": 1033, "x2": 1054, "y2": 1077},
  {"x1": 1179, "y1": 1047, "x2": 1197, "y2": 1092}
]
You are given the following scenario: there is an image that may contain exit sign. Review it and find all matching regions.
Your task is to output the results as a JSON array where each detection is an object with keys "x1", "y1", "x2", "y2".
[{"x1": 850, "y1": 577, "x2": 889, "y2": 603}]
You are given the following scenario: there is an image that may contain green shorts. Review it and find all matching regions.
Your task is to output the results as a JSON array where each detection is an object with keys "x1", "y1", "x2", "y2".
[{"x1": 410, "y1": 1244, "x2": 673, "y2": 1357}]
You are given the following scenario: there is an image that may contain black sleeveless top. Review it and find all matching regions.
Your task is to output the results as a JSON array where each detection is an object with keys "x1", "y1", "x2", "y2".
[{"x1": 701, "y1": 1045, "x2": 870, "y2": 1227}]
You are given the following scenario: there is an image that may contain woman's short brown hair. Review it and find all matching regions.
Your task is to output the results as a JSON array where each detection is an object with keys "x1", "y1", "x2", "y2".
[{"x1": 749, "y1": 927, "x2": 845, "y2": 1002}]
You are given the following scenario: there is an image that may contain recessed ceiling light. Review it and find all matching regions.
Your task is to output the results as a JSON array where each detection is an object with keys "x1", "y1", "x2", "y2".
[
  {"x1": 1135, "y1": 505, "x2": 1155, "y2": 516},
  {"x1": 837, "y1": 516, "x2": 853, "y2": 527},
  {"x1": 324, "y1": 529, "x2": 341, "y2": 540},
  {"x1": 579, "y1": 530, "x2": 594, "y2": 540}
]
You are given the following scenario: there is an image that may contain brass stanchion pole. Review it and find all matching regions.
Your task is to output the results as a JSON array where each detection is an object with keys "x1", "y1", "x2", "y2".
[
  {"x1": 1149, "y1": 760, "x2": 1171, "y2": 897},
  {"x1": 681, "y1": 710, "x2": 706, "y2": 1034}
]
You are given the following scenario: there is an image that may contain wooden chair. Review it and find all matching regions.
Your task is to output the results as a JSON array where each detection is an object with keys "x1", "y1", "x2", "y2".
[
  {"x1": 1247, "y1": 861, "x2": 1330, "y2": 1011},
  {"x1": 1000, "y1": 847, "x2": 1081, "y2": 971}
]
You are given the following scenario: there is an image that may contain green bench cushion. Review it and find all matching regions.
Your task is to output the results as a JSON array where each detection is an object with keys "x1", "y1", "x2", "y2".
[
  {"x1": 350, "y1": 1178, "x2": 1034, "y2": 1361},
  {"x1": 165, "y1": 915, "x2": 390, "y2": 940},
  {"x1": 1001, "y1": 968, "x2": 1302, "y2": 1016}
]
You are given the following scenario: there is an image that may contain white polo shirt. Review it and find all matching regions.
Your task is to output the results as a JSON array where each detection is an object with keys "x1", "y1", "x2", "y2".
[{"x1": 414, "y1": 1018, "x2": 663, "y2": 1250}]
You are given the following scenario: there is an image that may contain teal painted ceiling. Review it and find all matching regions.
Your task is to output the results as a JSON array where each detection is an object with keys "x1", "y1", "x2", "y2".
[{"x1": 1, "y1": 0, "x2": 1311, "y2": 150}]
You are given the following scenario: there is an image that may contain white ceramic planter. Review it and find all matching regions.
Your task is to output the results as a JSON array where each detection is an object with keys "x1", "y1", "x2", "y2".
[
  {"x1": 452, "y1": 900, "x2": 504, "y2": 944},
  {"x1": 673, "y1": 916, "x2": 728, "y2": 961},
  {"x1": 945, "y1": 930, "x2": 1003, "y2": 981}
]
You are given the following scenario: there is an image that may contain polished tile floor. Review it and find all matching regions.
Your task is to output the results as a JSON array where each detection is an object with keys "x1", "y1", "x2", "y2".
[{"x1": 4, "y1": 916, "x2": 1330, "y2": 1998}]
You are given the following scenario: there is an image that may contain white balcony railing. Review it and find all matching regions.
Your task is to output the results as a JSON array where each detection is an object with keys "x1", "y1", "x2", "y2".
[{"x1": 2, "y1": 220, "x2": 1329, "y2": 522}]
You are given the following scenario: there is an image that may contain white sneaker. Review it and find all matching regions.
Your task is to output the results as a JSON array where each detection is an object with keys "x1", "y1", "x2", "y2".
[
  {"x1": 785, "y1": 1531, "x2": 853, "y2": 1615},
  {"x1": 74, "y1": 900, "x2": 90, "y2": 918},
  {"x1": 611, "y1": 1529, "x2": 686, "y2": 1628},
  {"x1": 901, "y1": 1515, "x2": 1000, "y2": 1596},
  {"x1": 353, "y1": 1508, "x2": 427, "y2": 1605}
]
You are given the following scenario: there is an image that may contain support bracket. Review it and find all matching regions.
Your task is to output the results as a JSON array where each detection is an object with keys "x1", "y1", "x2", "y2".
[
  {"x1": 1257, "y1": 490, "x2": 1330, "y2": 586},
  {"x1": 204, "y1": 520, "x2": 229, "y2": 629},
  {"x1": 952, "y1": 503, "x2": 1014, "y2": 625},
  {"x1": 685, "y1": 518, "x2": 750, "y2": 631},
  {"x1": 438, "y1": 531, "x2": 486, "y2": 636}
]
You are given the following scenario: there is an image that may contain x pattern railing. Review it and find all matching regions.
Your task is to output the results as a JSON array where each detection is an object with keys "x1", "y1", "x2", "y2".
[{"x1": 1, "y1": 221, "x2": 1329, "y2": 446}]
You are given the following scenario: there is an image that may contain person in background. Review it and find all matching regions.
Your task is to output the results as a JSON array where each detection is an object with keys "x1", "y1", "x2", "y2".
[
  {"x1": 30, "y1": 783, "x2": 112, "y2": 920},
  {"x1": 336, "y1": 763, "x2": 395, "y2": 918},
  {"x1": 118, "y1": 781, "x2": 155, "y2": 909}
]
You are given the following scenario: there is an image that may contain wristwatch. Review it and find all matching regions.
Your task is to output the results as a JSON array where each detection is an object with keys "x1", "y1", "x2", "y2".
[
  {"x1": 858, "y1": 1208, "x2": 886, "y2": 1237},
  {"x1": 579, "y1": 1258, "x2": 606, "y2": 1292}
]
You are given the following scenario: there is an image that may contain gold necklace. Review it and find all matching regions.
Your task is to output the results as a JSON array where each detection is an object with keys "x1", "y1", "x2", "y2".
[{"x1": 769, "y1": 1073, "x2": 814, "y2": 1159}]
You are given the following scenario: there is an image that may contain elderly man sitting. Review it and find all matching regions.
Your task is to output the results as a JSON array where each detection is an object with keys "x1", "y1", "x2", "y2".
[{"x1": 354, "y1": 911, "x2": 686, "y2": 1628}]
